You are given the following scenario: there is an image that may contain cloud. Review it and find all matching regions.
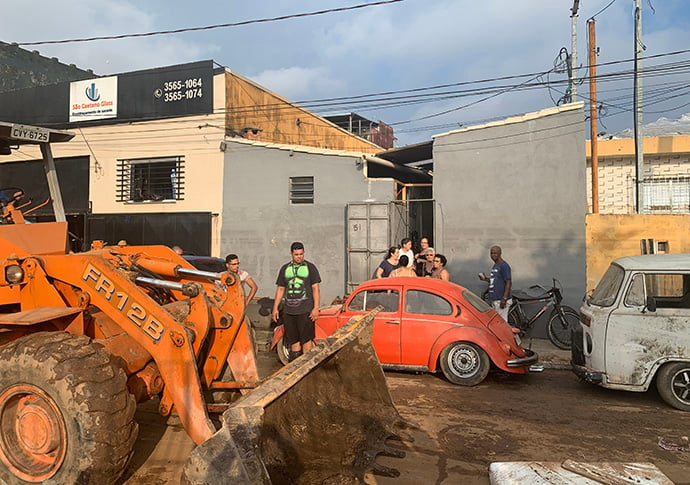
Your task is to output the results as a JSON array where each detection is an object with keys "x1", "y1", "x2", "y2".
[
  {"x1": 615, "y1": 112, "x2": 690, "y2": 138},
  {"x1": 2, "y1": 0, "x2": 689, "y2": 145},
  {"x1": 251, "y1": 66, "x2": 346, "y2": 100},
  {"x1": 0, "y1": 0, "x2": 217, "y2": 74}
]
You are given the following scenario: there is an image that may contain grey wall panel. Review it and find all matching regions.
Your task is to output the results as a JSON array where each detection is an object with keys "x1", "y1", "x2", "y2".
[
  {"x1": 348, "y1": 251, "x2": 372, "y2": 289},
  {"x1": 221, "y1": 143, "x2": 392, "y2": 303},
  {"x1": 432, "y1": 106, "x2": 587, "y2": 336}
]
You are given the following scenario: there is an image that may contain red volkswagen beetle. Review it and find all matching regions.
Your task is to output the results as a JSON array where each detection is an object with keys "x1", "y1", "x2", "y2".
[{"x1": 271, "y1": 277, "x2": 538, "y2": 386}]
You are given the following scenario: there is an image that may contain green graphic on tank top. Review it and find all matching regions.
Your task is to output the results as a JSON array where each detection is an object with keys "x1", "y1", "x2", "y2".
[{"x1": 284, "y1": 263, "x2": 310, "y2": 301}]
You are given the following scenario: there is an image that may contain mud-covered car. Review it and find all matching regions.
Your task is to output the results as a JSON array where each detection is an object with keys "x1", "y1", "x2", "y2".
[
  {"x1": 573, "y1": 254, "x2": 690, "y2": 411},
  {"x1": 271, "y1": 277, "x2": 538, "y2": 386}
]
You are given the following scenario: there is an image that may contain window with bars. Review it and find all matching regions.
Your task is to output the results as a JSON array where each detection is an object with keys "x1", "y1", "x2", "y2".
[
  {"x1": 638, "y1": 176, "x2": 690, "y2": 213},
  {"x1": 116, "y1": 156, "x2": 184, "y2": 202},
  {"x1": 289, "y1": 176, "x2": 314, "y2": 204}
]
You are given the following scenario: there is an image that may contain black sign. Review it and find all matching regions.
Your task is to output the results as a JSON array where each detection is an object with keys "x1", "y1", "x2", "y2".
[
  {"x1": 0, "y1": 60, "x2": 214, "y2": 127},
  {"x1": 116, "y1": 60, "x2": 213, "y2": 122}
]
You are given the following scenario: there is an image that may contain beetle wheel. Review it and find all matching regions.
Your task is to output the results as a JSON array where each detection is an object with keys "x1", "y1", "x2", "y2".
[
  {"x1": 0, "y1": 332, "x2": 138, "y2": 484},
  {"x1": 439, "y1": 342, "x2": 490, "y2": 386}
]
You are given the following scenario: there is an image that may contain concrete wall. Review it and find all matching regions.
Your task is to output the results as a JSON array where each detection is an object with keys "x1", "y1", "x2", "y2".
[
  {"x1": 432, "y1": 103, "x2": 587, "y2": 334},
  {"x1": 586, "y1": 213, "x2": 690, "y2": 291},
  {"x1": 220, "y1": 139, "x2": 393, "y2": 302}
]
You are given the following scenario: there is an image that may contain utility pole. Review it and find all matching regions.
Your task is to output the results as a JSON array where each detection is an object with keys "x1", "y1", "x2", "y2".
[
  {"x1": 588, "y1": 19, "x2": 599, "y2": 214},
  {"x1": 633, "y1": 0, "x2": 644, "y2": 212},
  {"x1": 569, "y1": 0, "x2": 580, "y2": 103}
]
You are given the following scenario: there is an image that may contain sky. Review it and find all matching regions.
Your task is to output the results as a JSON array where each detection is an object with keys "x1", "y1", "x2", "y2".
[{"x1": 2, "y1": 0, "x2": 690, "y2": 147}]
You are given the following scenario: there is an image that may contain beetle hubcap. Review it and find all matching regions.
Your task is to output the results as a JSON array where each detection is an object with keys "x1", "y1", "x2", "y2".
[
  {"x1": 0, "y1": 385, "x2": 67, "y2": 482},
  {"x1": 672, "y1": 368, "x2": 690, "y2": 403},
  {"x1": 451, "y1": 346, "x2": 478, "y2": 376}
]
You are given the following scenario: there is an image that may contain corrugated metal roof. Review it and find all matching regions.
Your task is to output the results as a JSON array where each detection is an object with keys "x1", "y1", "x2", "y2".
[
  {"x1": 374, "y1": 140, "x2": 433, "y2": 165},
  {"x1": 433, "y1": 102, "x2": 585, "y2": 139},
  {"x1": 222, "y1": 68, "x2": 381, "y2": 151}
]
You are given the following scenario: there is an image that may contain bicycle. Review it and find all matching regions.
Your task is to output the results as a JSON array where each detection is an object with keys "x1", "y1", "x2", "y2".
[{"x1": 507, "y1": 278, "x2": 580, "y2": 350}]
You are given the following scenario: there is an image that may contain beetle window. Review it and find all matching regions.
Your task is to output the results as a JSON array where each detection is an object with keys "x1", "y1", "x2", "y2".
[
  {"x1": 463, "y1": 289, "x2": 491, "y2": 313},
  {"x1": 624, "y1": 274, "x2": 646, "y2": 307},
  {"x1": 405, "y1": 290, "x2": 452, "y2": 315},
  {"x1": 347, "y1": 289, "x2": 399, "y2": 313}
]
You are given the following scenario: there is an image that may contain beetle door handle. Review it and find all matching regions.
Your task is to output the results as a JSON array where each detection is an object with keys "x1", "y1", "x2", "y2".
[{"x1": 385, "y1": 320, "x2": 400, "y2": 325}]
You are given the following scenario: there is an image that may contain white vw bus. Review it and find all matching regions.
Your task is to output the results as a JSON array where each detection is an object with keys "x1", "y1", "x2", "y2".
[{"x1": 573, "y1": 254, "x2": 690, "y2": 411}]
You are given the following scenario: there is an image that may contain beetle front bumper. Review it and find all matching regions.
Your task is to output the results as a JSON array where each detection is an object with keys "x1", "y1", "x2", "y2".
[{"x1": 506, "y1": 349, "x2": 538, "y2": 368}]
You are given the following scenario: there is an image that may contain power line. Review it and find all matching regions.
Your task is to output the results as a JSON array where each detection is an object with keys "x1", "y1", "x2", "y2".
[
  {"x1": 207, "y1": 49, "x2": 690, "y2": 116},
  {"x1": 587, "y1": 0, "x2": 618, "y2": 20},
  {"x1": 8, "y1": 49, "x2": 690, "y2": 143},
  {"x1": 15, "y1": 0, "x2": 404, "y2": 46},
  {"x1": 388, "y1": 68, "x2": 557, "y2": 126}
]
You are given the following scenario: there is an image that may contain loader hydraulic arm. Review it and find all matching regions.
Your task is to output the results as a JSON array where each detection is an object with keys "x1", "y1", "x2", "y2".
[{"x1": 36, "y1": 253, "x2": 219, "y2": 444}]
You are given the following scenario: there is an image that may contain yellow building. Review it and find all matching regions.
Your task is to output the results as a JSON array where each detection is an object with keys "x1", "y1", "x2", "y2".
[
  {"x1": 586, "y1": 135, "x2": 690, "y2": 214},
  {"x1": 585, "y1": 135, "x2": 690, "y2": 290}
]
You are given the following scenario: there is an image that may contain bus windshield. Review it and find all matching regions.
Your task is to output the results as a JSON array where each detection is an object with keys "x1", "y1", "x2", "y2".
[{"x1": 589, "y1": 264, "x2": 625, "y2": 307}]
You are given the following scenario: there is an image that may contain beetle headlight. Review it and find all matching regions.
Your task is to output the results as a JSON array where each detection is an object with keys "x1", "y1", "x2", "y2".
[{"x1": 5, "y1": 264, "x2": 24, "y2": 284}]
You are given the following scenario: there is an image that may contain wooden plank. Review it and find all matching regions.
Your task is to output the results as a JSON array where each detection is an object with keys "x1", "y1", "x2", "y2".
[
  {"x1": 224, "y1": 72, "x2": 381, "y2": 152},
  {"x1": 489, "y1": 461, "x2": 675, "y2": 485},
  {"x1": 0, "y1": 306, "x2": 82, "y2": 325},
  {"x1": 40, "y1": 142, "x2": 67, "y2": 222},
  {"x1": 561, "y1": 460, "x2": 675, "y2": 485}
]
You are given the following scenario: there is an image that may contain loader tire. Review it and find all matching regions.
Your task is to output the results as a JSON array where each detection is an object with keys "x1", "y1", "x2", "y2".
[{"x1": 0, "y1": 332, "x2": 138, "y2": 485}]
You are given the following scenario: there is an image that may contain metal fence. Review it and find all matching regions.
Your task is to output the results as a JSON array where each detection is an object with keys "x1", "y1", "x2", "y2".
[{"x1": 629, "y1": 176, "x2": 690, "y2": 213}]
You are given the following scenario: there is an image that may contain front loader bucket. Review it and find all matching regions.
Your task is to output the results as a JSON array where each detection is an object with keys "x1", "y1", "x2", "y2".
[{"x1": 183, "y1": 308, "x2": 409, "y2": 484}]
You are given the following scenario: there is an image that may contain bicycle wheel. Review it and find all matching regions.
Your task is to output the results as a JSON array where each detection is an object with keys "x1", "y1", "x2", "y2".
[
  {"x1": 547, "y1": 306, "x2": 580, "y2": 350},
  {"x1": 507, "y1": 305, "x2": 527, "y2": 335}
]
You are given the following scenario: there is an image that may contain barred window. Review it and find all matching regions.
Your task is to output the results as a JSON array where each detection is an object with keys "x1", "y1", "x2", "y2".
[
  {"x1": 117, "y1": 157, "x2": 184, "y2": 202},
  {"x1": 290, "y1": 176, "x2": 314, "y2": 204},
  {"x1": 639, "y1": 176, "x2": 690, "y2": 213}
]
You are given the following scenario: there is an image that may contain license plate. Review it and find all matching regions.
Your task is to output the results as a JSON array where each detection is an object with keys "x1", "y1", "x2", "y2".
[{"x1": 11, "y1": 124, "x2": 49, "y2": 142}]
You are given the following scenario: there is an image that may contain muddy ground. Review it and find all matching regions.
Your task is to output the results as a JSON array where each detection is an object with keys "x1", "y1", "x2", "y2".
[
  {"x1": 375, "y1": 369, "x2": 690, "y2": 484},
  {"x1": 122, "y1": 360, "x2": 690, "y2": 484}
]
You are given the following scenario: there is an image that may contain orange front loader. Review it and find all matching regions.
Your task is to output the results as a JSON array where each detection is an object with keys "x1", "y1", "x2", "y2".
[{"x1": 0, "y1": 123, "x2": 407, "y2": 484}]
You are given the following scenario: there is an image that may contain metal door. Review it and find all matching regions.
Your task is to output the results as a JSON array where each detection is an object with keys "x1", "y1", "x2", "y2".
[
  {"x1": 346, "y1": 200, "x2": 435, "y2": 292},
  {"x1": 347, "y1": 202, "x2": 390, "y2": 292}
]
